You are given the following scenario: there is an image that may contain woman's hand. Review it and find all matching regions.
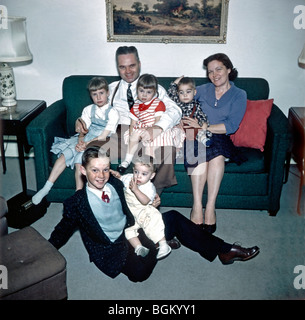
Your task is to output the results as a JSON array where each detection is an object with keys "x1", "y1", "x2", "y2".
[
  {"x1": 182, "y1": 117, "x2": 201, "y2": 129},
  {"x1": 182, "y1": 117, "x2": 208, "y2": 131}
]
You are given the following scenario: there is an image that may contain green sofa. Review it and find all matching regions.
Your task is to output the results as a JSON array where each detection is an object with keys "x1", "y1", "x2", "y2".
[{"x1": 27, "y1": 75, "x2": 291, "y2": 216}]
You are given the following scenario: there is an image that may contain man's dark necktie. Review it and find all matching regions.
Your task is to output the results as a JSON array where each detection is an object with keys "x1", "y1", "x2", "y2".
[{"x1": 127, "y1": 84, "x2": 134, "y2": 109}]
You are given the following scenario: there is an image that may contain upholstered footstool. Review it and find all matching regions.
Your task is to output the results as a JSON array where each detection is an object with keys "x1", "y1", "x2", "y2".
[{"x1": 0, "y1": 226, "x2": 67, "y2": 300}]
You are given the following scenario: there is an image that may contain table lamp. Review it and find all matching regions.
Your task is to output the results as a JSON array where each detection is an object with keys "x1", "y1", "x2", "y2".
[
  {"x1": 0, "y1": 16, "x2": 33, "y2": 107},
  {"x1": 298, "y1": 43, "x2": 305, "y2": 68}
]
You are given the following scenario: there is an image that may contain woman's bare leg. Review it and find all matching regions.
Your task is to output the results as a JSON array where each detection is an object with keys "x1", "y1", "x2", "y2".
[
  {"x1": 190, "y1": 162, "x2": 208, "y2": 224},
  {"x1": 204, "y1": 155, "x2": 225, "y2": 225}
]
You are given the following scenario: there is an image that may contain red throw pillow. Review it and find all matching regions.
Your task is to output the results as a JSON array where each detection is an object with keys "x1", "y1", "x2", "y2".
[{"x1": 230, "y1": 99, "x2": 273, "y2": 151}]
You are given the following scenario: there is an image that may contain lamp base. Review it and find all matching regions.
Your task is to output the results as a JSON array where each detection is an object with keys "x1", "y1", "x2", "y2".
[
  {"x1": 1, "y1": 98, "x2": 17, "y2": 107},
  {"x1": 0, "y1": 62, "x2": 17, "y2": 107}
]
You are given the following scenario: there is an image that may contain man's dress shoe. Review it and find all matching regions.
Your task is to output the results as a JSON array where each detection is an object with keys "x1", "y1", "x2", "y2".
[{"x1": 218, "y1": 244, "x2": 260, "y2": 265}]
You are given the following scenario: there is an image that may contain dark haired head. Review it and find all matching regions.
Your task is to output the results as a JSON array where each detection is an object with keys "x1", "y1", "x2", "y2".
[
  {"x1": 115, "y1": 46, "x2": 140, "y2": 64},
  {"x1": 137, "y1": 73, "x2": 158, "y2": 92},
  {"x1": 177, "y1": 77, "x2": 196, "y2": 89},
  {"x1": 203, "y1": 53, "x2": 238, "y2": 81}
]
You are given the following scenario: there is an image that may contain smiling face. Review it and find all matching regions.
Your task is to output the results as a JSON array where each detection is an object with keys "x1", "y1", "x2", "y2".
[
  {"x1": 117, "y1": 53, "x2": 141, "y2": 83},
  {"x1": 80, "y1": 156, "x2": 110, "y2": 191},
  {"x1": 207, "y1": 60, "x2": 231, "y2": 88}
]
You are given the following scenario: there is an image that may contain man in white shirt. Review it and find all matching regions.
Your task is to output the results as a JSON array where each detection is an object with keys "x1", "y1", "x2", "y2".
[{"x1": 84, "y1": 46, "x2": 182, "y2": 194}]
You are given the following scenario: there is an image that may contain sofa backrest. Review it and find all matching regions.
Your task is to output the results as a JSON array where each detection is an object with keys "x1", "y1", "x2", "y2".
[{"x1": 62, "y1": 75, "x2": 270, "y2": 136}]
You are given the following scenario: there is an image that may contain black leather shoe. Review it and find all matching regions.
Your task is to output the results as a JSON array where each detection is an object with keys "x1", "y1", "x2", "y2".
[
  {"x1": 155, "y1": 238, "x2": 181, "y2": 250},
  {"x1": 117, "y1": 165, "x2": 127, "y2": 174},
  {"x1": 203, "y1": 223, "x2": 216, "y2": 234},
  {"x1": 167, "y1": 238, "x2": 181, "y2": 250},
  {"x1": 218, "y1": 244, "x2": 260, "y2": 265}
]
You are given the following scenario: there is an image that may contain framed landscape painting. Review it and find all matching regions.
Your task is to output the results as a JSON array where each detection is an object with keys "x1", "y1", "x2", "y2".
[{"x1": 106, "y1": 0, "x2": 229, "y2": 44}]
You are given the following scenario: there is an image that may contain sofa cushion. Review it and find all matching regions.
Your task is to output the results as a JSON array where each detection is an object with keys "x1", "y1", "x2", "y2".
[{"x1": 230, "y1": 99, "x2": 273, "y2": 151}]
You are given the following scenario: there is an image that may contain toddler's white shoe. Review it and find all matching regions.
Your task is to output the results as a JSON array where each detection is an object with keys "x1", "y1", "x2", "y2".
[{"x1": 157, "y1": 243, "x2": 171, "y2": 260}]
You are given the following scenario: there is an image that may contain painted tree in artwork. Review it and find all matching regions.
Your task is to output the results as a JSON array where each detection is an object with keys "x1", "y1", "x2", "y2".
[{"x1": 153, "y1": 0, "x2": 189, "y2": 15}]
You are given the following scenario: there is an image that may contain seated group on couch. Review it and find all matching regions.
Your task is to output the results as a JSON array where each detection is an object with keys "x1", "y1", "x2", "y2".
[
  {"x1": 33, "y1": 46, "x2": 250, "y2": 232},
  {"x1": 26, "y1": 45, "x2": 291, "y2": 281}
]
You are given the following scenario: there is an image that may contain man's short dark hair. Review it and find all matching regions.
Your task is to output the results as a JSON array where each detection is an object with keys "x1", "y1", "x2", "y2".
[{"x1": 115, "y1": 46, "x2": 140, "y2": 64}]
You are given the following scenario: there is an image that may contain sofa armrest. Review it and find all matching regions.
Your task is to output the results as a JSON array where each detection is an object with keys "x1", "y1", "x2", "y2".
[
  {"x1": 27, "y1": 100, "x2": 67, "y2": 190},
  {"x1": 264, "y1": 104, "x2": 292, "y2": 213}
]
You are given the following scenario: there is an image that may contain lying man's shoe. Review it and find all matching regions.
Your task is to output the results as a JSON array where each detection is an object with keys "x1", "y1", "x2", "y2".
[
  {"x1": 218, "y1": 244, "x2": 260, "y2": 265},
  {"x1": 167, "y1": 238, "x2": 181, "y2": 249},
  {"x1": 155, "y1": 238, "x2": 181, "y2": 250}
]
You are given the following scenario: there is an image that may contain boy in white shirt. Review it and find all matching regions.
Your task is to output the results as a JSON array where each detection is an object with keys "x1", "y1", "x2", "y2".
[{"x1": 32, "y1": 77, "x2": 119, "y2": 205}]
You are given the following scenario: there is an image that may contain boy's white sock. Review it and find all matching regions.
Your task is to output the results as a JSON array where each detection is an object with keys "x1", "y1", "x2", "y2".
[{"x1": 32, "y1": 180, "x2": 53, "y2": 205}]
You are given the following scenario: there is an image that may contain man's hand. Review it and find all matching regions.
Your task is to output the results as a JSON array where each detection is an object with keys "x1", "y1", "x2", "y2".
[
  {"x1": 75, "y1": 140, "x2": 87, "y2": 152},
  {"x1": 140, "y1": 125, "x2": 162, "y2": 143},
  {"x1": 75, "y1": 118, "x2": 89, "y2": 135}
]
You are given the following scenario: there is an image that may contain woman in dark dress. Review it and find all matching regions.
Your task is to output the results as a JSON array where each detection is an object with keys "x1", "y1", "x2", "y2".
[{"x1": 183, "y1": 53, "x2": 247, "y2": 233}]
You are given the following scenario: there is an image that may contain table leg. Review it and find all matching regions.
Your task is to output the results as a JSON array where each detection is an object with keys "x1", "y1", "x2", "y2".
[
  {"x1": 297, "y1": 158, "x2": 304, "y2": 215},
  {"x1": 16, "y1": 134, "x2": 27, "y2": 193},
  {"x1": 0, "y1": 133, "x2": 6, "y2": 174}
]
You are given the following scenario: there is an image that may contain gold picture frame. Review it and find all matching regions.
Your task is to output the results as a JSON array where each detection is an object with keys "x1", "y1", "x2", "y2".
[{"x1": 106, "y1": 0, "x2": 229, "y2": 44}]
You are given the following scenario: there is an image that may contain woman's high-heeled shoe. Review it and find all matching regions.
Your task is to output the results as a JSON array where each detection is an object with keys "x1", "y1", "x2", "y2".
[{"x1": 203, "y1": 210, "x2": 216, "y2": 234}]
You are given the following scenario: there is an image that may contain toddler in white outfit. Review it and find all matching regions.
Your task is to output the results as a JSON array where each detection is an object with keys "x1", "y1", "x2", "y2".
[{"x1": 111, "y1": 156, "x2": 171, "y2": 260}]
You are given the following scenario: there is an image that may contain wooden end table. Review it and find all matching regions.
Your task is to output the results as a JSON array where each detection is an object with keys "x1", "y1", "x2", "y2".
[
  {"x1": 288, "y1": 107, "x2": 305, "y2": 215},
  {"x1": 0, "y1": 100, "x2": 47, "y2": 194}
]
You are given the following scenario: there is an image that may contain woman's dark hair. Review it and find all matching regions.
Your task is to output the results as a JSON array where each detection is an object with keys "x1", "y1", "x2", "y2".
[{"x1": 203, "y1": 53, "x2": 238, "y2": 81}]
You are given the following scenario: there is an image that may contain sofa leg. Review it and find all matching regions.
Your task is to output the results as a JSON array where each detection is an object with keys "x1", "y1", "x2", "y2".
[{"x1": 268, "y1": 210, "x2": 278, "y2": 216}]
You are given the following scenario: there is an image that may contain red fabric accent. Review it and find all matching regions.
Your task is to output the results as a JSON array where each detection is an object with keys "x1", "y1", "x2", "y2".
[{"x1": 230, "y1": 99, "x2": 273, "y2": 152}]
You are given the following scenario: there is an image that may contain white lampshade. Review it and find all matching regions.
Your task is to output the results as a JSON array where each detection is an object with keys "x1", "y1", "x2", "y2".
[
  {"x1": 0, "y1": 16, "x2": 32, "y2": 62},
  {"x1": 299, "y1": 44, "x2": 305, "y2": 66},
  {"x1": 0, "y1": 17, "x2": 32, "y2": 107}
]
